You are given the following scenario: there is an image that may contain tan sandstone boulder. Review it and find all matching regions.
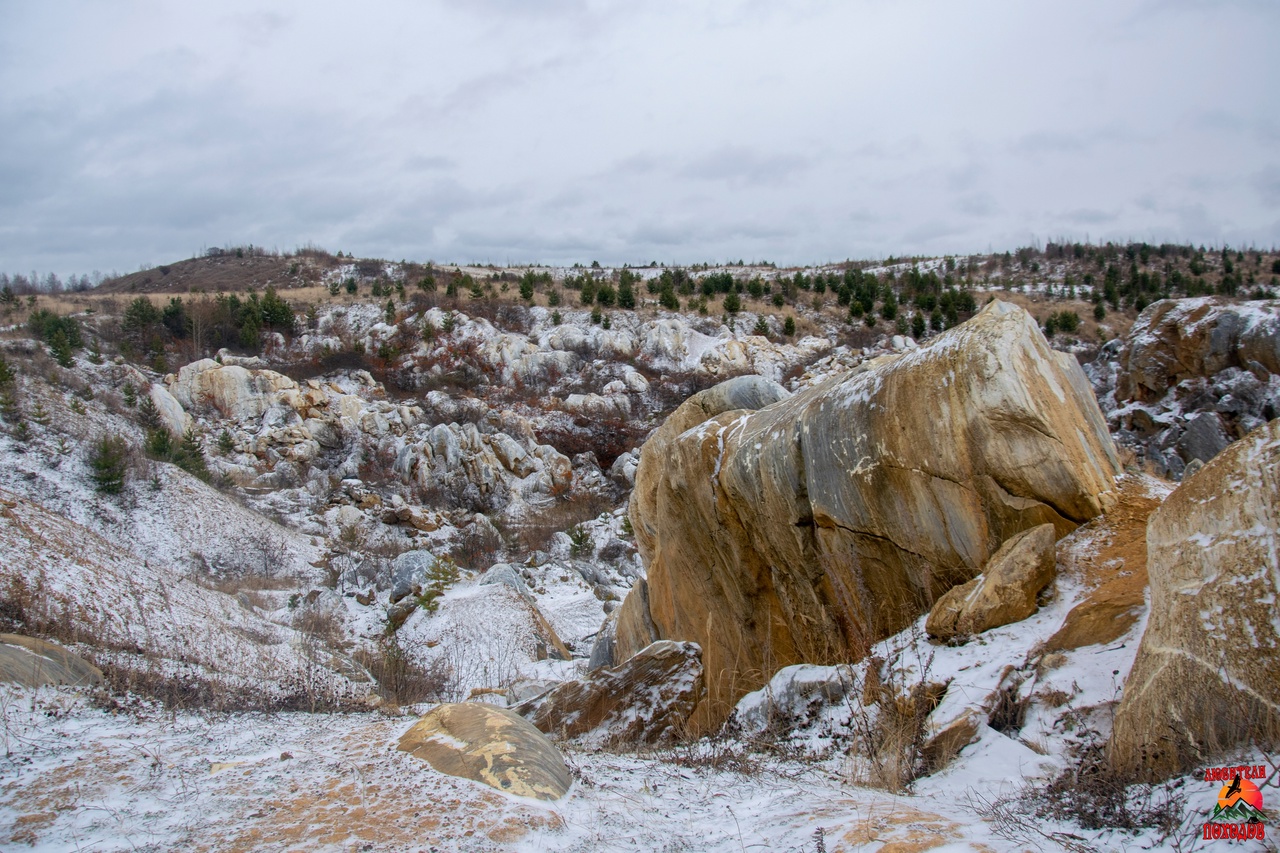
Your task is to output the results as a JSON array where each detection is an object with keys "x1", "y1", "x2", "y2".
[
  {"x1": 514, "y1": 640, "x2": 704, "y2": 745},
  {"x1": 397, "y1": 703, "x2": 571, "y2": 800},
  {"x1": 624, "y1": 301, "x2": 1119, "y2": 729},
  {"x1": 1109, "y1": 418, "x2": 1280, "y2": 780},
  {"x1": 0, "y1": 634, "x2": 103, "y2": 688},
  {"x1": 925, "y1": 523, "x2": 1057, "y2": 639}
]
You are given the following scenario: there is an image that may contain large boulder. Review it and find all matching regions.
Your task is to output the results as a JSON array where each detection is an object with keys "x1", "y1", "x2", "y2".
[
  {"x1": 397, "y1": 703, "x2": 571, "y2": 800},
  {"x1": 624, "y1": 301, "x2": 1119, "y2": 729},
  {"x1": 514, "y1": 640, "x2": 704, "y2": 745},
  {"x1": 925, "y1": 524, "x2": 1057, "y2": 640},
  {"x1": 1117, "y1": 298, "x2": 1280, "y2": 402},
  {"x1": 0, "y1": 634, "x2": 103, "y2": 688},
  {"x1": 1109, "y1": 418, "x2": 1280, "y2": 780}
]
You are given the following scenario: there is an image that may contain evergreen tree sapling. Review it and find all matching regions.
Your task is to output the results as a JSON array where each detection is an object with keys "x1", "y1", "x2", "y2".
[{"x1": 89, "y1": 436, "x2": 129, "y2": 494}]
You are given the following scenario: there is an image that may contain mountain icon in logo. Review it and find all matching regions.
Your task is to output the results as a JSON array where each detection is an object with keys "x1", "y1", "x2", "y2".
[{"x1": 1212, "y1": 776, "x2": 1265, "y2": 823}]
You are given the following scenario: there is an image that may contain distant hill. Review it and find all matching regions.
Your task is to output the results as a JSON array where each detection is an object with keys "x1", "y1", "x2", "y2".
[{"x1": 94, "y1": 249, "x2": 339, "y2": 295}]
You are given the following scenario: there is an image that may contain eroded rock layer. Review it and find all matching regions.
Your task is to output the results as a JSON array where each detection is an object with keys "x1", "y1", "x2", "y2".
[{"x1": 625, "y1": 301, "x2": 1120, "y2": 728}]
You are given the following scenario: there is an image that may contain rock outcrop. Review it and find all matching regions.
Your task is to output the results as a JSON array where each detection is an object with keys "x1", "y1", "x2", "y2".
[
  {"x1": 925, "y1": 524, "x2": 1056, "y2": 640},
  {"x1": 168, "y1": 358, "x2": 301, "y2": 421},
  {"x1": 514, "y1": 640, "x2": 704, "y2": 745},
  {"x1": 0, "y1": 634, "x2": 103, "y2": 688},
  {"x1": 397, "y1": 703, "x2": 571, "y2": 800},
  {"x1": 1116, "y1": 298, "x2": 1280, "y2": 402},
  {"x1": 1091, "y1": 298, "x2": 1280, "y2": 479},
  {"x1": 1109, "y1": 418, "x2": 1280, "y2": 780},
  {"x1": 624, "y1": 301, "x2": 1119, "y2": 728}
]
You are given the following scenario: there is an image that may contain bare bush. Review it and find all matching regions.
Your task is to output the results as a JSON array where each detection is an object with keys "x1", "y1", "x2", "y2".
[
  {"x1": 292, "y1": 604, "x2": 347, "y2": 649},
  {"x1": 353, "y1": 635, "x2": 452, "y2": 707},
  {"x1": 511, "y1": 490, "x2": 614, "y2": 553},
  {"x1": 453, "y1": 519, "x2": 502, "y2": 570}
]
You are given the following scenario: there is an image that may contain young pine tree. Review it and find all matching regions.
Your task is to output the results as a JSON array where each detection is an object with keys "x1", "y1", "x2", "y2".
[{"x1": 89, "y1": 436, "x2": 129, "y2": 495}]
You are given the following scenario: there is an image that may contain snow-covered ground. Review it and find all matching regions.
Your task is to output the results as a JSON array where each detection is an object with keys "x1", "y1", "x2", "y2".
[{"x1": 0, "y1": 534, "x2": 1257, "y2": 852}]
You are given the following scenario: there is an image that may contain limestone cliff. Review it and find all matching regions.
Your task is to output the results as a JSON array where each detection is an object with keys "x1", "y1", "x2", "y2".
[{"x1": 623, "y1": 301, "x2": 1120, "y2": 728}]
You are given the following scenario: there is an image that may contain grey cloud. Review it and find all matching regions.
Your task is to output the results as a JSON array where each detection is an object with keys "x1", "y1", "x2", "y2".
[
  {"x1": 955, "y1": 194, "x2": 998, "y2": 217},
  {"x1": 902, "y1": 220, "x2": 968, "y2": 247},
  {"x1": 1063, "y1": 208, "x2": 1119, "y2": 226},
  {"x1": 1012, "y1": 132, "x2": 1087, "y2": 155},
  {"x1": 403, "y1": 155, "x2": 456, "y2": 173},
  {"x1": 1254, "y1": 167, "x2": 1280, "y2": 208},
  {"x1": 679, "y1": 146, "x2": 811, "y2": 187},
  {"x1": 1, "y1": 0, "x2": 1276, "y2": 275}
]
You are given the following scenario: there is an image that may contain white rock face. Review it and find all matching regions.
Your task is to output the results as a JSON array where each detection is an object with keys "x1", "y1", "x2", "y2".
[
  {"x1": 148, "y1": 383, "x2": 192, "y2": 436},
  {"x1": 564, "y1": 392, "x2": 630, "y2": 419},
  {"x1": 168, "y1": 359, "x2": 298, "y2": 421}
]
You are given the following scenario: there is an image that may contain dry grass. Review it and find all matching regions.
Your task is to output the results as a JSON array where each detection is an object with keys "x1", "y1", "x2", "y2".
[
  {"x1": 975, "y1": 289, "x2": 1136, "y2": 342},
  {"x1": 352, "y1": 635, "x2": 452, "y2": 707}
]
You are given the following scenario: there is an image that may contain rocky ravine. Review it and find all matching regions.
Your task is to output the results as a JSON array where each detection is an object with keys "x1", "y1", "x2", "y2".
[{"x1": 619, "y1": 301, "x2": 1121, "y2": 728}]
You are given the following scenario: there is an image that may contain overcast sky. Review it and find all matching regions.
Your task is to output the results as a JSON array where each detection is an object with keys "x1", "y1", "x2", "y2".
[{"x1": 2, "y1": 0, "x2": 1278, "y2": 278}]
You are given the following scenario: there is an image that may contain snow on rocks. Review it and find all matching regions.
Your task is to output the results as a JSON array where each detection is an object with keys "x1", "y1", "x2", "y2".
[
  {"x1": 398, "y1": 702, "x2": 573, "y2": 800},
  {"x1": 1092, "y1": 297, "x2": 1280, "y2": 479},
  {"x1": 514, "y1": 639, "x2": 704, "y2": 746}
]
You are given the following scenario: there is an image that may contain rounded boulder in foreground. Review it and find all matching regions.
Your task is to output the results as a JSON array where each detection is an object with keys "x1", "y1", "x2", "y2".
[{"x1": 397, "y1": 702, "x2": 571, "y2": 801}]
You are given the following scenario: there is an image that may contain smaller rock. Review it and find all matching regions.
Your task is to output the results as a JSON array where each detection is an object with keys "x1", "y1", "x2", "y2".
[
  {"x1": 479, "y1": 563, "x2": 532, "y2": 601},
  {"x1": 1177, "y1": 411, "x2": 1231, "y2": 465},
  {"x1": 732, "y1": 664, "x2": 857, "y2": 737},
  {"x1": 390, "y1": 550, "x2": 436, "y2": 603},
  {"x1": 386, "y1": 597, "x2": 418, "y2": 631},
  {"x1": 587, "y1": 611, "x2": 618, "y2": 671},
  {"x1": 398, "y1": 703, "x2": 571, "y2": 801},
  {"x1": 926, "y1": 524, "x2": 1057, "y2": 640},
  {"x1": 515, "y1": 640, "x2": 704, "y2": 745},
  {"x1": 921, "y1": 711, "x2": 982, "y2": 772},
  {"x1": 506, "y1": 678, "x2": 559, "y2": 705}
]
